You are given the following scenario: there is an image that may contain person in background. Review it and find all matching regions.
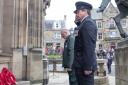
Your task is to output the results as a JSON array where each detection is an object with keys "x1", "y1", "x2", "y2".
[
  {"x1": 73, "y1": 1, "x2": 97, "y2": 85},
  {"x1": 107, "y1": 51, "x2": 113, "y2": 74},
  {"x1": 61, "y1": 29, "x2": 78, "y2": 85}
]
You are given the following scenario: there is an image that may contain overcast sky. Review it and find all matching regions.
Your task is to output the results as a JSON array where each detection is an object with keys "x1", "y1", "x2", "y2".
[{"x1": 45, "y1": 0, "x2": 116, "y2": 29}]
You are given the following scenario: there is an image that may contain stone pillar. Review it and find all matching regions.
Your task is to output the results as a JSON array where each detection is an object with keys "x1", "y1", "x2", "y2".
[
  {"x1": 0, "y1": 0, "x2": 50, "y2": 84},
  {"x1": 12, "y1": 48, "x2": 28, "y2": 81},
  {"x1": 27, "y1": 0, "x2": 43, "y2": 48},
  {"x1": 11, "y1": 0, "x2": 50, "y2": 84},
  {"x1": 27, "y1": 48, "x2": 43, "y2": 83},
  {"x1": 13, "y1": 0, "x2": 27, "y2": 48},
  {"x1": 0, "y1": 0, "x2": 3, "y2": 51},
  {"x1": 12, "y1": 49, "x2": 23, "y2": 80},
  {"x1": 2, "y1": 0, "x2": 14, "y2": 53},
  {"x1": 95, "y1": 59, "x2": 109, "y2": 85},
  {"x1": 97, "y1": 59, "x2": 106, "y2": 77},
  {"x1": 12, "y1": 0, "x2": 28, "y2": 81},
  {"x1": 26, "y1": 0, "x2": 44, "y2": 83},
  {"x1": 115, "y1": 39, "x2": 128, "y2": 85}
]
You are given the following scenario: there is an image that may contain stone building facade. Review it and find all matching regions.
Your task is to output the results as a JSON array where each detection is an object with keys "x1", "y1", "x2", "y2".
[
  {"x1": 44, "y1": 19, "x2": 66, "y2": 54},
  {"x1": 0, "y1": 0, "x2": 51, "y2": 84},
  {"x1": 92, "y1": 3, "x2": 128, "y2": 51}
]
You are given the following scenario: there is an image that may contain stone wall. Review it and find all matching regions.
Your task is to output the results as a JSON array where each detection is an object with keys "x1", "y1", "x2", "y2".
[
  {"x1": 0, "y1": 53, "x2": 12, "y2": 72},
  {"x1": 115, "y1": 39, "x2": 128, "y2": 85},
  {"x1": 0, "y1": 0, "x2": 51, "y2": 84},
  {"x1": 27, "y1": 48, "x2": 43, "y2": 83},
  {"x1": 12, "y1": 49, "x2": 23, "y2": 80}
]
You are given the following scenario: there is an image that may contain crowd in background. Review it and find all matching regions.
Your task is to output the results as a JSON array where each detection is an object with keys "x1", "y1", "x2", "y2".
[
  {"x1": 45, "y1": 46, "x2": 64, "y2": 55},
  {"x1": 96, "y1": 48, "x2": 115, "y2": 74},
  {"x1": 96, "y1": 48, "x2": 114, "y2": 59}
]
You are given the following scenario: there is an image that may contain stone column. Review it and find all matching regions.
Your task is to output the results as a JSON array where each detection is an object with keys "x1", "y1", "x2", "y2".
[
  {"x1": 115, "y1": 39, "x2": 128, "y2": 85},
  {"x1": 13, "y1": 0, "x2": 27, "y2": 48},
  {"x1": 95, "y1": 59, "x2": 109, "y2": 85},
  {"x1": 10, "y1": 0, "x2": 51, "y2": 83},
  {"x1": 0, "y1": 0, "x2": 3, "y2": 52},
  {"x1": 2, "y1": 0, "x2": 14, "y2": 53},
  {"x1": 27, "y1": 0, "x2": 43, "y2": 48},
  {"x1": 12, "y1": 0, "x2": 27, "y2": 81},
  {"x1": 27, "y1": 48, "x2": 43, "y2": 83},
  {"x1": 12, "y1": 49, "x2": 23, "y2": 80},
  {"x1": 25, "y1": 0, "x2": 46, "y2": 84}
]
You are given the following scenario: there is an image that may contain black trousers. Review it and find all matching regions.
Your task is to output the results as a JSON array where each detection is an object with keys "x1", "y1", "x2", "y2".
[
  {"x1": 68, "y1": 69, "x2": 78, "y2": 85},
  {"x1": 107, "y1": 59, "x2": 112, "y2": 73},
  {"x1": 75, "y1": 69, "x2": 94, "y2": 85}
]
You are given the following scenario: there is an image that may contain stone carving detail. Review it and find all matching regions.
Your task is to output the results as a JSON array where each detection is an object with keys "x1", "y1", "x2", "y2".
[{"x1": 43, "y1": 0, "x2": 51, "y2": 15}]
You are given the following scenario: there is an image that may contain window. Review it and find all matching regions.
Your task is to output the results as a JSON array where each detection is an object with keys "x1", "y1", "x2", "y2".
[
  {"x1": 109, "y1": 31, "x2": 116, "y2": 37},
  {"x1": 98, "y1": 33, "x2": 103, "y2": 40},
  {"x1": 56, "y1": 23, "x2": 58, "y2": 28},
  {"x1": 99, "y1": 44, "x2": 102, "y2": 49},
  {"x1": 46, "y1": 43, "x2": 53, "y2": 47},
  {"x1": 56, "y1": 43, "x2": 60, "y2": 49},
  {"x1": 56, "y1": 43, "x2": 60, "y2": 46},
  {"x1": 111, "y1": 42, "x2": 116, "y2": 49},
  {"x1": 97, "y1": 21, "x2": 102, "y2": 29},
  {"x1": 54, "y1": 21, "x2": 61, "y2": 29},
  {"x1": 109, "y1": 18, "x2": 115, "y2": 29},
  {"x1": 54, "y1": 32, "x2": 61, "y2": 39}
]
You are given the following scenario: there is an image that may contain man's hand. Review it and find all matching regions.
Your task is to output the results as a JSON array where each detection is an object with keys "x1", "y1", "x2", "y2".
[{"x1": 84, "y1": 70, "x2": 92, "y2": 75}]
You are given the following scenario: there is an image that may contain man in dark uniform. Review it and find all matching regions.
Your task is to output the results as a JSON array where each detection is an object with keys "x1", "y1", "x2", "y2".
[
  {"x1": 61, "y1": 29, "x2": 78, "y2": 85},
  {"x1": 73, "y1": 1, "x2": 97, "y2": 85}
]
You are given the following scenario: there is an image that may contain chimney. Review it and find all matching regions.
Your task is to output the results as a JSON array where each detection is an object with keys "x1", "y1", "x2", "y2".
[
  {"x1": 64, "y1": 15, "x2": 67, "y2": 21},
  {"x1": 64, "y1": 15, "x2": 67, "y2": 28}
]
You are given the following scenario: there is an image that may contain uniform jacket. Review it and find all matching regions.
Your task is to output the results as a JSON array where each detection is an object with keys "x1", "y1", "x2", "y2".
[
  {"x1": 73, "y1": 16, "x2": 97, "y2": 71},
  {"x1": 62, "y1": 35, "x2": 75, "y2": 69}
]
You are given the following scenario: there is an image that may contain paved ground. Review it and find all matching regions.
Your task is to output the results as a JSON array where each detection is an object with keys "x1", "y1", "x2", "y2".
[
  {"x1": 24, "y1": 72, "x2": 115, "y2": 85},
  {"x1": 19, "y1": 62, "x2": 115, "y2": 85},
  {"x1": 48, "y1": 73, "x2": 69, "y2": 85},
  {"x1": 48, "y1": 62, "x2": 115, "y2": 85},
  {"x1": 48, "y1": 72, "x2": 115, "y2": 85},
  {"x1": 109, "y1": 75, "x2": 115, "y2": 85}
]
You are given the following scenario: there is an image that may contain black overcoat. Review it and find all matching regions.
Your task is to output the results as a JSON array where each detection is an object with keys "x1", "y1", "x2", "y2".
[{"x1": 73, "y1": 16, "x2": 97, "y2": 71}]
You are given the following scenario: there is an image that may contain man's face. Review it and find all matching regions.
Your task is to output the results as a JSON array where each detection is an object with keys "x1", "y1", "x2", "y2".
[
  {"x1": 75, "y1": 9, "x2": 87, "y2": 21},
  {"x1": 75, "y1": 14, "x2": 81, "y2": 22},
  {"x1": 61, "y1": 31, "x2": 67, "y2": 39}
]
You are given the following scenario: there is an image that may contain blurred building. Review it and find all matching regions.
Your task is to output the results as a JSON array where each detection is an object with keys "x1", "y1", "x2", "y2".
[
  {"x1": 44, "y1": 16, "x2": 67, "y2": 54},
  {"x1": 92, "y1": 3, "x2": 128, "y2": 50}
]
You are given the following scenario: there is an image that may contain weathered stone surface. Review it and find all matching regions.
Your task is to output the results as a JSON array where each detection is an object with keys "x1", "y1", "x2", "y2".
[
  {"x1": 97, "y1": 59, "x2": 107, "y2": 77},
  {"x1": 95, "y1": 59, "x2": 109, "y2": 85},
  {"x1": 115, "y1": 38, "x2": 128, "y2": 85},
  {"x1": 117, "y1": 38, "x2": 128, "y2": 48},
  {"x1": 12, "y1": 49, "x2": 23, "y2": 80},
  {"x1": 95, "y1": 76, "x2": 109, "y2": 85},
  {"x1": 16, "y1": 81, "x2": 30, "y2": 85},
  {"x1": 0, "y1": 0, "x2": 51, "y2": 84},
  {"x1": 27, "y1": 48, "x2": 43, "y2": 83},
  {"x1": 0, "y1": 53, "x2": 12, "y2": 71}
]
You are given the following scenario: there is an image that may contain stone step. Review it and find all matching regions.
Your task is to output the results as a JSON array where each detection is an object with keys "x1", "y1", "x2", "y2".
[
  {"x1": 16, "y1": 81, "x2": 42, "y2": 85},
  {"x1": 16, "y1": 81, "x2": 30, "y2": 85}
]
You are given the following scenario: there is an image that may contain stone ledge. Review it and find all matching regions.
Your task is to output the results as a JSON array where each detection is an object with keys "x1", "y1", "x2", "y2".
[
  {"x1": 16, "y1": 81, "x2": 30, "y2": 85},
  {"x1": 94, "y1": 76, "x2": 109, "y2": 85},
  {"x1": 117, "y1": 38, "x2": 128, "y2": 48}
]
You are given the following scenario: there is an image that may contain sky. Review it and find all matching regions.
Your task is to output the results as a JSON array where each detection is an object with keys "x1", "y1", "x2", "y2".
[{"x1": 45, "y1": 0, "x2": 116, "y2": 29}]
